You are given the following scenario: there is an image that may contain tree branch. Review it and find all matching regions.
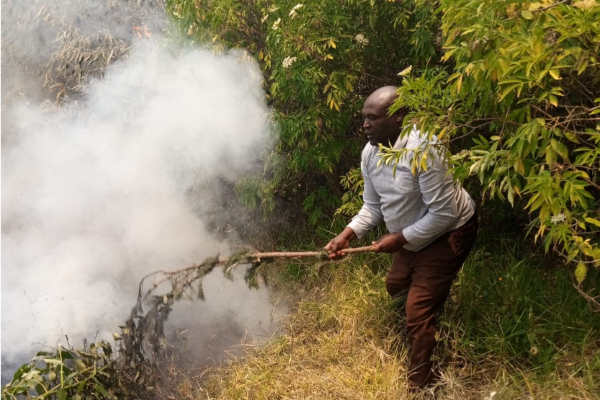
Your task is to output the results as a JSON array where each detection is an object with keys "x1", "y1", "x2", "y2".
[{"x1": 532, "y1": 0, "x2": 570, "y2": 13}]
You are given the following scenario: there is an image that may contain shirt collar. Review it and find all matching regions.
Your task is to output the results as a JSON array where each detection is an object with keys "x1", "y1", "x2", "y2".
[{"x1": 392, "y1": 125, "x2": 417, "y2": 149}]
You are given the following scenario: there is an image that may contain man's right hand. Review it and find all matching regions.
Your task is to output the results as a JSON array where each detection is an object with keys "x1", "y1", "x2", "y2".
[{"x1": 324, "y1": 227, "x2": 357, "y2": 259}]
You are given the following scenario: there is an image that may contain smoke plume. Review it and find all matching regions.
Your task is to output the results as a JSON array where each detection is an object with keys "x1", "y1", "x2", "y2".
[{"x1": 1, "y1": 2, "x2": 277, "y2": 372}]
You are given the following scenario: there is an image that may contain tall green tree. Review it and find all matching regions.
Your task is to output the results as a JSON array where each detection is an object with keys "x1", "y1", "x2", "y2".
[
  {"x1": 168, "y1": 0, "x2": 440, "y2": 224},
  {"x1": 169, "y1": 0, "x2": 599, "y2": 285},
  {"x1": 381, "y1": 0, "x2": 600, "y2": 284}
]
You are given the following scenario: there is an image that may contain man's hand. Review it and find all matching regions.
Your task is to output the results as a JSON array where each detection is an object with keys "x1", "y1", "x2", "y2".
[
  {"x1": 372, "y1": 231, "x2": 407, "y2": 253},
  {"x1": 325, "y1": 227, "x2": 357, "y2": 259}
]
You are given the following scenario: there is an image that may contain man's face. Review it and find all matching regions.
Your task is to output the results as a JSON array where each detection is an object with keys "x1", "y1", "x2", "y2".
[{"x1": 361, "y1": 96, "x2": 402, "y2": 146}]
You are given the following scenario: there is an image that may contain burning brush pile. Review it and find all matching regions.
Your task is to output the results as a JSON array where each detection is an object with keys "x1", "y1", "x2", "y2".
[
  {"x1": 1, "y1": 251, "x2": 268, "y2": 399},
  {"x1": 1, "y1": 245, "x2": 356, "y2": 398}
]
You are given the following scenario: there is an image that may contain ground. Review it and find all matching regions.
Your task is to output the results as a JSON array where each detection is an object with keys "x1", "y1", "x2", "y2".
[{"x1": 163, "y1": 240, "x2": 600, "y2": 400}]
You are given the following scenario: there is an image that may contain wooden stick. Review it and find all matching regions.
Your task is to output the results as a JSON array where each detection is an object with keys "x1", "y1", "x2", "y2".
[{"x1": 249, "y1": 246, "x2": 376, "y2": 260}]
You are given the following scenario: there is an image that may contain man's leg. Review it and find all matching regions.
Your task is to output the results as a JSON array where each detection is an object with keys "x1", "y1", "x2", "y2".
[
  {"x1": 385, "y1": 250, "x2": 415, "y2": 336},
  {"x1": 404, "y1": 214, "x2": 478, "y2": 388},
  {"x1": 386, "y1": 249, "x2": 416, "y2": 298}
]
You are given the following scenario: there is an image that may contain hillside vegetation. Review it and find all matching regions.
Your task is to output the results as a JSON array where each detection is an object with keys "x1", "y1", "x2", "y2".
[
  {"x1": 163, "y1": 0, "x2": 600, "y2": 397},
  {"x1": 170, "y1": 0, "x2": 600, "y2": 285},
  {"x1": 170, "y1": 242, "x2": 600, "y2": 399},
  {"x1": 2, "y1": 0, "x2": 600, "y2": 399}
]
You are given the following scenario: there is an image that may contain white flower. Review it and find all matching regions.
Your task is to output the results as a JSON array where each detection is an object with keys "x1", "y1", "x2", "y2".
[
  {"x1": 354, "y1": 33, "x2": 369, "y2": 45},
  {"x1": 289, "y1": 3, "x2": 303, "y2": 17},
  {"x1": 398, "y1": 65, "x2": 413, "y2": 77},
  {"x1": 282, "y1": 56, "x2": 297, "y2": 69},
  {"x1": 551, "y1": 213, "x2": 566, "y2": 224},
  {"x1": 272, "y1": 18, "x2": 281, "y2": 30}
]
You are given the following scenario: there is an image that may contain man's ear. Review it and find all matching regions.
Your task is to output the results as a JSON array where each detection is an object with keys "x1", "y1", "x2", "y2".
[{"x1": 394, "y1": 108, "x2": 407, "y2": 124}]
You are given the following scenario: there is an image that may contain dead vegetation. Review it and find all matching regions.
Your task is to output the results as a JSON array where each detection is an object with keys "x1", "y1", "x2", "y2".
[{"x1": 1, "y1": 0, "x2": 164, "y2": 106}]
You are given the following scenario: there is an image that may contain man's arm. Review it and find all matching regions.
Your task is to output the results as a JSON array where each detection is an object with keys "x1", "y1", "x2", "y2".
[
  {"x1": 371, "y1": 230, "x2": 407, "y2": 253},
  {"x1": 401, "y1": 152, "x2": 458, "y2": 248},
  {"x1": 346, "y1": 163, "x2": 383, "y2": 238},
  {"x1": 326, "y1": 156, "x2": 383, "y2": 257},
  {"x1": 324, "y1": 226, "x2": 357, "y2": 258}
]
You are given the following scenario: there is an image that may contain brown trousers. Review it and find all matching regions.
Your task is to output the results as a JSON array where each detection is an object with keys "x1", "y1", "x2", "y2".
[{"x1": 385, "y1": 213, "x2": 478, "y2": 388}]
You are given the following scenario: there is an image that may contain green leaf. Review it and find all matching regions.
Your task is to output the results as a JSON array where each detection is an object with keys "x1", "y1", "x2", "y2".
[
  {"x1": 575, "y1": 263, "x2": 587, "y2": 284},
  {"x1": 35, "y1": 383, "x2": 47, "y2": 396},
  {"x1": 584, "y1": 217, "x2": 600, "y2": 228},
  {"x1": 58, "y1": 389, "x2": 67, "y2": 400},
  {"x1": 564, "y1": 131, "x2": 580, "y2": 143},
  {"x1": 545, "y1": 147, "x2": 557, "y2": 166},
  {"x1": 521, "y1": 10, "x2": 533, "y2": 19},
  {"x1": 550, "y1": 139, "x2": 568, "y2": 160},
  {"x1": 567, "y1": 248, "x2": 579, "y2": 263},
  {"x1": 446, "y1": 72, "x2": 462, "y2": 82},
  {"x1": 94, "y1": 383, "x2": 110, "y2": 398},
  {"x1": 514, "y1": 157, "x2": 525, "y2": 175}
]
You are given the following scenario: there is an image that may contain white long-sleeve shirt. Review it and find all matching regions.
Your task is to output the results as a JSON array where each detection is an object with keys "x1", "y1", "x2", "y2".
[{"x1": 347, "y1": 127, "x2": 475, "y2": 252}]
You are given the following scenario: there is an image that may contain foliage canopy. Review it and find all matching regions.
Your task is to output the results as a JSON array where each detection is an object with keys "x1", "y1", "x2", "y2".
[
  {"x1": 169, "y1": 0, "x2": 600, "y2": 285},
  {"x1": 169, "y1": 0, "x2": 439, "y2": 224},
  {"x1": 385, "y1": 0, "x2": 600, "y2": 284}
]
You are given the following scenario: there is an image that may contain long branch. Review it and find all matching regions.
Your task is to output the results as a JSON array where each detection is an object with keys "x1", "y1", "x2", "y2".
[
  {"x1": 249, "y1": 245, "x2": 375, "y2": 260},
  {"x1": 136, "y1": 247, "x2": 377, "y2": 302}
]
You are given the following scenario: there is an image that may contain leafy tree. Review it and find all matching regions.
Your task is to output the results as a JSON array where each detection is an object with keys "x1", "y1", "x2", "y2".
[
  {"x1": 382, "y1": 0, "x2": 600, "y2": 285},
  {"x1": 169, "y1": 0, "x2": 600, "y2": 287},
  {"x1": 168, "y1": 0, "x2": 440, "y2": 223}
]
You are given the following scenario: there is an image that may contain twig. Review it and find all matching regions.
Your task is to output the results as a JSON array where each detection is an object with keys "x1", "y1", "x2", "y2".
[
  {"x1": 573, "y1": 283, "x2": 600, "y2": 312},
  {"x1": 532, "y1": 0, "x2": 569, "y2": 13}
]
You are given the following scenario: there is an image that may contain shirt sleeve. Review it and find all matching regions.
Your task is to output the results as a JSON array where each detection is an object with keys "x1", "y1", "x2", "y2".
[
  {"x1": 401, "y1": 152, "x2": 458, "y2": 247},
  {"x1": 347, "y1": 161, "x2": 383, "y2": 239}
]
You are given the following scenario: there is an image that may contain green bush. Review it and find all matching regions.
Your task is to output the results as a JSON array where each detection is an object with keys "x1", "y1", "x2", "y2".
[
  {"x1": 168, "y1": 0, "x2": 440, "y2": 222},
  {"x1": 383, "y1": 0, "x2": 600, "y2": 283},
  {"x1": 168, "y1": 0, "x2": 600, "y2": 281}
]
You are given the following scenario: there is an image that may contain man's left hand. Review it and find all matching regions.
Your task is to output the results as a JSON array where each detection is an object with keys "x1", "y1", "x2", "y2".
[{"x1": 372, "y1": 232, "x2": 408, "y2": 253}]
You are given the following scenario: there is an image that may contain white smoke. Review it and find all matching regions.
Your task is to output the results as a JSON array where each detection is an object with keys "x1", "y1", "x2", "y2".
[{"x1": 1, "y1": 40, "x2": 275, "y2": 365}]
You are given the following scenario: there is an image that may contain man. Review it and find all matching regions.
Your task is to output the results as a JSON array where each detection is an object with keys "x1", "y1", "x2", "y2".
[{"x1": 325, "y1": 86, "x2": 478, "y2": 389}]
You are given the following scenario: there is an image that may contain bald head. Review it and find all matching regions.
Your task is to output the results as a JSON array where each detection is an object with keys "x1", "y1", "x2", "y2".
[
  {"x1": 361, "y1": 86, "x2": 403, "y2": 146},
  {"x1": 365, "y1": 86, "x2": 399, "y2": 113}
]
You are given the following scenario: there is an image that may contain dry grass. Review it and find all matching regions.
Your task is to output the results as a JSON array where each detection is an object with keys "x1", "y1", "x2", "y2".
[
  {"x1": 198, "y1": 263, "x2": 415, "y2": 400},
  {"x1": 158, "y1": 252, "x2": 600, "y2": 400},
  {"x1": 42, "y1": 29, "x2": 129, "y2": 103}
]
